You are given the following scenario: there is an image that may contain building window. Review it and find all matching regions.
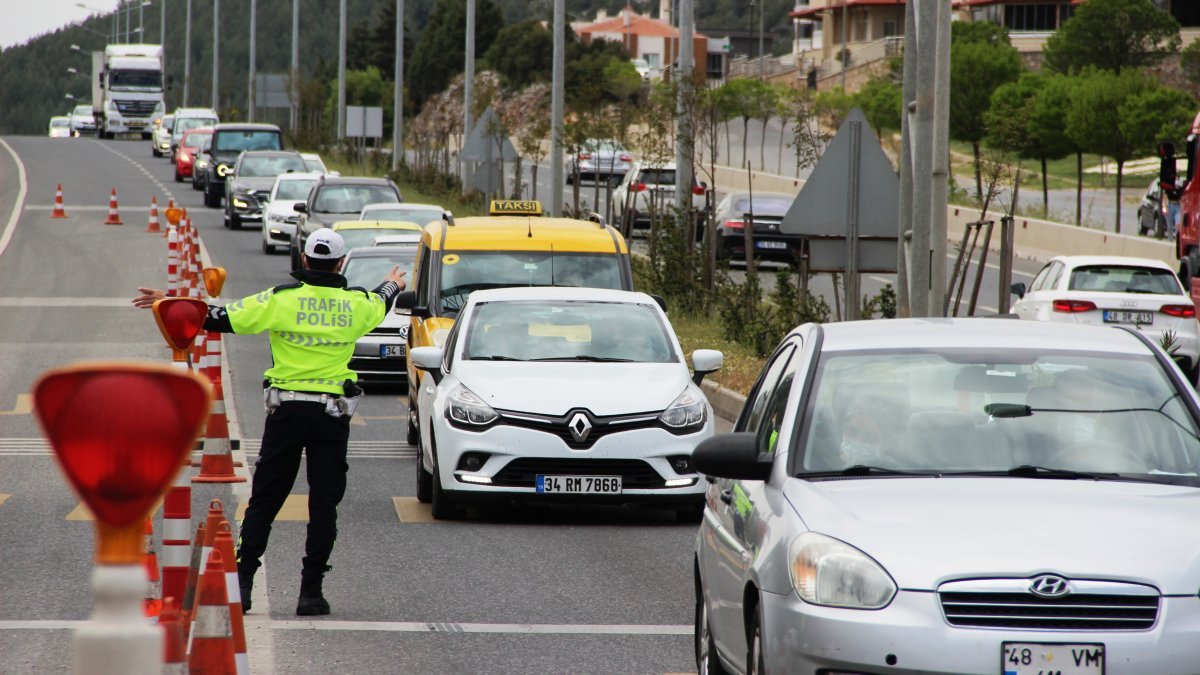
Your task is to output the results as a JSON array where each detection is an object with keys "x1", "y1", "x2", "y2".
[
  {"x1": 1005, "y1": 4, "x2": 1060, "y2": 32},
  {"x1": 643, "y1": 53, "x2": 661, "y2": 68},
  {"x1": 854, "y1": 10, "x2": 868, "y2": 42},
  {"x1": 883, "y1": 21, "x2": 898, "y2": 38},
  {"x1": 706, "y1": 53, "x2": 724, "y2": 79}
]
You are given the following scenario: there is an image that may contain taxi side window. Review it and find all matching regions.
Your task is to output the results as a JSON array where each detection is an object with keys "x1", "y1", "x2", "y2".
[
  {"x1": 415, "y1": 247, "x2": 432, "y2": 309},
  {"x1": 736, "y1": 342, "x2": 797, "y2": 435}
]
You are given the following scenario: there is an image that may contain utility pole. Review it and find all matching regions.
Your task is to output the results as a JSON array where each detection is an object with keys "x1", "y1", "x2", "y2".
[
  {"x1": 160, "y1": 0, "x2": 165, "y2": 45},
  {"x1": 550, "y1": 0, "x2": 565, "y2": 216},
  {"x1": 758, "y1": 0, "x2": 765, "y2": 79},
  {"x1": 930, "y1": 0, "x2": 950, "y2": 317},
  {"x1": 182, "y1": 0, "x2": 190, "y2": 106},
  {"x1": 248, "y1": 0, "x2": 256, "y2": 122},
  {"x1": 211, "y1": 0, "x2": 218, "y2": 111},
  {"x1": 895, "y1": 0, "x2": 916, "y2": 316},
  {"x1": 393, "y1": 0, "x2": 404, "y2": 172},
  {"x1": 840, "y1": 2, "x2": 848, "y2": 89},
  {"x1": 337, "y1": 0, "x2": 346, "y2": 139},
  {"x1": 290, "y1": 0, "x2": 299, "y2": 132},
  {"x1": 675, "y1": 0, "x2": 695, "y2": 213},
  {"x1": 463, "y1": 0, "x2": 475, "y2": 186},
  {"x1": 139, "y1": 0, "x2": 144, "y2": 43}
]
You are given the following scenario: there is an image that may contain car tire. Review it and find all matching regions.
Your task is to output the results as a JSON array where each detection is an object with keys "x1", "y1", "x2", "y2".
[
  {"x1": 416, "y1": 457, "x2": 433, "y2": 504},
  {"x1": 152, "y1": 147, "x2": 160, "y2": 158},
  {"x1": 290, "y1": 245, "x2": 301, "y2": 272},
  {"x1": 695, "y1": 572, "x2": 730, "y2": 675},
  {"x1": 204, "y1": 185, "x2": 221, "y2": 209},
  {"x1": 174, "y1": 168, "x2": 183, "y2": 183},
  {"x1": 229, "y1": 211, "x2": 242, "y2": 230},
  {"x1": 261, "y1": 239, "x2": 274, "y2": 255},
  {"x1": 141, "y1": 132, "x2": 152, "y2": 140},
  {"x1": 430, "y1": 444, "x2": 462, "y2": 520},
  {"x1": 746, "y1": 603, "x2": 766, "y2": 675},
  {"x1": 407, "y1": 417, "x2": 419, "y2": 446}
]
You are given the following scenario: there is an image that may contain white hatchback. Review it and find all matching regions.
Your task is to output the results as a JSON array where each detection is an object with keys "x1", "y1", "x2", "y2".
[
  {"x1": 1012, "y1": 255, "x2": 1199, "y2": 381},
  {"x1": 409, "y1": 287, "x2": 723, "y2": 520},
  {"x1": 261, "y1": 172, "x2": 323, "y2": 255}
]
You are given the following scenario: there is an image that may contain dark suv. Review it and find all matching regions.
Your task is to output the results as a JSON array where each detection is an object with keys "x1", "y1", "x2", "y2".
[
  {"x1": 202, "y1": 123, "x2": 284, "y2": 208},
  {"x1": 224, "y1": 150, "x2": 307, "y2": 229},
  {"x1": 290, "y1": 175, "x2": 403, "y2": 270}
]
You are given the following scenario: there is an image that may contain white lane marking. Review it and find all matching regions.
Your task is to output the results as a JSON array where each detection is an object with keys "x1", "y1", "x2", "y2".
[
  {"x1": 94, "y1": 141, "x2": 176, "y2": 205},
  {"x1": 0, "y1": 621, "x2": 83, "y2": 630},
  {"x1": 0, "y1": 137, "x2": 29, "y2": 261},
  {"x1": 25, "y1": 205, "x2": 153, "y2": 212},
  {"x1": 271, "y1": 621, "x2": 692, "y2": 635},
  {"x1": 0, "y1": 297, "x2": 134, "y2": 307}
]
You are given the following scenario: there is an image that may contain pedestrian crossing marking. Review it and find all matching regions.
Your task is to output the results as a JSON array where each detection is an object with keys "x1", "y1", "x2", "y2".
[
  {"x1": 392, "y1": 497, "x2": 436, "y2": 523},
  {"x1": 0, "y1": 394, "x2": 31, "y2": 416},
  {"x1": 236, "y1": 494, "x2": 309, "y2": 522},
  {"x1": 67, "y1": 501, "x2": 161, "y2": 521}
]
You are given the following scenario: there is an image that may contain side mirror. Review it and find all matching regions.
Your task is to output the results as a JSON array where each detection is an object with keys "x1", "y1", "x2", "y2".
[
  {"x1": 691, "y1": 349, "x2": 724, "y2": 385},
  {"x1": 410, "y1": 346, "x2": 444, "y2": 385},
  {"x1": 650, "y1": 294, "x2": 668, "y2": 313},
  {"x1": 393, "y1": 291, "x2": 430, "y2": 319},
  {"x1": 293, "y1": 203, "x2": 308, "y2": 213},
  {"x1": 587, "y1": 212, "x2": 606, "y2": 227},
  {"x1": 1011, "y1": 282, "x2": 1026, "y2": 299},
  {"x1": 692, "y1": 433, "x2": 772, "y2": 481}
]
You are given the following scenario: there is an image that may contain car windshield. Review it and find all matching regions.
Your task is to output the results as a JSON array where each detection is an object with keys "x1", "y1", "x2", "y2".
[
  {"x1": 794, "y1": 348, "x2": 1200, "y2": 484},
  {"x1": 51, "y1": 119, "x2": 69, "y2": 128},
  {"x1": 303, "y1": 157, "x2": 327, "y2": 172},
  {"x1": 314, "y1": 186, "x2": 398, "y2": 214},
  {"x1": 174, "y1": 117, "x2": 217, "y2": 138},
  {"x1": 274, "y1": 179, "x2": 315, "y2": 201},
  {"x1": 109, "y1": 69, "x2": 161, "y2": 89},
  {"x1": 464, "y1": 300, "x2": 675, "y2": 363},
  {"x1": 341, "y1": 251, "x2": 416, "y2": 290},
  {"x1": 361, "y1": 207, "x2": 442, "y2": 224},
  {"x1": 338, "y1": 228, "x2": 416, "y2": 251},
  {"x1": 214, "y1": 130, "x2": 282, "y2": 152},
  {"x1": 639, "y1": 169, "x2": 676, "y2": 185},
  {"x1": 731, "y1": 197, "x2": 793, "y2": 216},
  {"x1": 1067, "y1": 265, "x2": 1182, "y2": 295},
  {"x1": 438, "y1": 251, "x2": 624, "y2": 315},
  {"x1": 584, "y1": 140, "x2": 623, "y2": 154},
  {"x1": 239, "y1": 155, "x2": 306, "y2": 177}
]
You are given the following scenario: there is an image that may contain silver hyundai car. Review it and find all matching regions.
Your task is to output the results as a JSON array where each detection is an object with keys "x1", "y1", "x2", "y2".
[{"x1": 693, "y1": 318, "x2": 1200, "y2": 674}]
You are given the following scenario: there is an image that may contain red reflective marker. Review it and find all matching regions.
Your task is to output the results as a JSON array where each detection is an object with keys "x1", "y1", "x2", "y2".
[
  {"x1": 33, "y1": 362, "x2": 212, "y2": 563},
  {"x1": 152, "y1": 297, "x2": 209, "y2": 358}
]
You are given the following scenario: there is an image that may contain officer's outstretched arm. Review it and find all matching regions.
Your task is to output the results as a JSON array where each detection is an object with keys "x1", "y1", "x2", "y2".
[{"x1": 132, "y1": 287, "x2": 234, "y2": 333}]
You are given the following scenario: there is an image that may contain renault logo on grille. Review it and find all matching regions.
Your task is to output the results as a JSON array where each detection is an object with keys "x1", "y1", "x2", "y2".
[
  {"x1": 567, "y1": 412, "x2": 592, "y2": 443},
  {"x1": 1029, "y1": 574, "x2": 1071, "y2": 598}
]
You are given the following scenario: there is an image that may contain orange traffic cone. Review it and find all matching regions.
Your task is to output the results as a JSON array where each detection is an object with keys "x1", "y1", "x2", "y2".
[
  {"x1": 143, "y1": 517, "x2": 163, "y2": 618},
  {"x1": 147, "y1": 196, "x2": 162, "y2": 233},
  {"x1": 161, "y1": 599, "x2": 187, "y2": 675},
  {"x1": 193, "y1": 355, "x2": 245, "y2": 483},
  {"x1": 104, "y1": 188, "x2": 122, "y2": 225},
  {"x1": 50, "y1": 183, "x2": 68, "y2": 218},
  {"x1": 187, "y1": 549, "x2": 237, "y2": 674},
  {"x1": 215, "y1": 523, "x2": 249, "y2": 675}
]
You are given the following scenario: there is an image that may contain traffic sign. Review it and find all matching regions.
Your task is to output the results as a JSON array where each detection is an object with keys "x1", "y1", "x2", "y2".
[
  {"x1": 33, "y1": 362, "x2": 212, "y2": 559},
  {"x1": 202, "y1": 267, "x2": 226, "y2": 298},
  {"x1": 152, "y1": 297, "x2": 209, "y2": 355}
]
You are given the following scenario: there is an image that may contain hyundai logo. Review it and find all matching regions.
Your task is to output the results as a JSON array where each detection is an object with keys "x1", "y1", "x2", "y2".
[
  {"x1": 1029, "y1": 574, "x2": 1071, "y2": 598},
  {"x1": 567, "y1": 412, "x2": 592, "y2": 443}
]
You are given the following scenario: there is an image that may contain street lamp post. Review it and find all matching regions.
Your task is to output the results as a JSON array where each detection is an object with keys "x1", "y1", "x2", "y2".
[
  {"x1": 338, "y1": 0, "x2": 346, "y2": 139},
  {"x1": 248, "y1": 0, "x2": 256, "y2": 122},
  {"x1": 291, "y1": 0, "x2": 299, "y2": 132},
  {"x1": 183, "y1": 0, "x2": 190, "y2": 107},
  {"x1": 212, "y1": 0, "x2": 219, "y2": 112},
  {"x1": 393, "y1": 0, "x2": 404, "y2": 172},
  {"x1": 76, "y1": 2, "x2": 116, "y2": 43}
]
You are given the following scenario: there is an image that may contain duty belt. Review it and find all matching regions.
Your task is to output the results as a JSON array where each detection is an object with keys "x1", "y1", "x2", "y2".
[{"x1": 279, "y1": 390, "x2": 336, "y2": 404}]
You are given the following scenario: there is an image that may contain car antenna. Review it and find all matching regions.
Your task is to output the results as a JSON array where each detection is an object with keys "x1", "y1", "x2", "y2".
[
  {"x1": 550, "y1": 243, "x2": 555, "y2": 286},
  {"x1": 527, "y1": 216, "x2": 533, "y2": 238}
]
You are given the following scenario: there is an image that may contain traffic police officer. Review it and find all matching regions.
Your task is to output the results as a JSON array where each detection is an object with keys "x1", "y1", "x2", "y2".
[{"x1": 133, "y1": 228, "x2": 405, "y2": 616}]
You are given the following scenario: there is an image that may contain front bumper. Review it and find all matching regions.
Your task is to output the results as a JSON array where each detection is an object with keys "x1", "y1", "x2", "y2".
[
  {"x1": 758, "y1": 589, "x2": 1200, "y2": 674},
  {"x1": 350, "y1": 332, "x2": 408, "y2": 380},
  {"x1": 264, "y1": 220, "x2": 297, "y2": 244},
  {"x1": 719, "y1": 233, "x2": 802, "y2": 262},
  {"x1": 229, "y1": 194, "x2": 266, "y2": 221},
  {"x1": 432, "y1": 422, "x2": 709, "y2": 504}
]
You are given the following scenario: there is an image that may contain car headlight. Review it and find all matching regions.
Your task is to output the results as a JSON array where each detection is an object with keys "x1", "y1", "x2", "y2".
[
  {"x1": 181, "y1": 153, "x2": 192, "y2": 164},
  {"x1": 216, "y1": 163, "x2": 231, "y2": 177},
  {"x1": 659, "y1": 387, "x2": 706, "y2": 429},
  {"x1": 232, "y1": 198, "x2": 249, "y2": 208},
  {"x1": 445, "y1": 384, "x2": 498, "y2": 427},
  {"x1": 789, "y1": 532, "x2": 896, "y2": 609}
]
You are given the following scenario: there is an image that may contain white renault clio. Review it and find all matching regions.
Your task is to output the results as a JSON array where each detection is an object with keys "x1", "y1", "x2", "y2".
[{"x1": 409, "y1": 287, "x2": 723, "y2": 520}]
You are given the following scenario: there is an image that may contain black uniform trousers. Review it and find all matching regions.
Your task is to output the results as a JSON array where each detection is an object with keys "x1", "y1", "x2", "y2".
[{"x1": 236, "y1": 400, "x2": 350, "y2": 581}]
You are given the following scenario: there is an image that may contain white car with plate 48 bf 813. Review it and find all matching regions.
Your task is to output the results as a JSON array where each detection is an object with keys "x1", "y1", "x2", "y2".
[{"x1": 408, "y1": 287, "x2": 723, "y2": 521}]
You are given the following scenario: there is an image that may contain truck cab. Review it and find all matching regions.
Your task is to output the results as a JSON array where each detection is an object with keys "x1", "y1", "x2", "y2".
[{"x1": 92, "y1": 44, "x2": 166, "y2": 139}]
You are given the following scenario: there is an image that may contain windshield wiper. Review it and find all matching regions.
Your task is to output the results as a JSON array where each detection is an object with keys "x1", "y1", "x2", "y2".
[
  {"x1": 468, "y1": 355, "x2": 525, "y2": 361},
  {"x1": 1005, "y1": 464, "x2": 1121, "y2": 480},
  {"x1": 799, "y1": 465, "x2": 934, "y2": 478},
  {"x1": 527, "y1": 355, "x2": 636, "y2": 362}
]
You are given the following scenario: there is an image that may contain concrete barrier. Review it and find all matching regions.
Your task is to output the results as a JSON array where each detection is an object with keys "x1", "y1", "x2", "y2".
[{"x1": 706, "y1": 163, "x2": 1176, "y2": 266}]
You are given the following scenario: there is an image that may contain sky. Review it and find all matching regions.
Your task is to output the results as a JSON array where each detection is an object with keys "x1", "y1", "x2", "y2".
[{"x1": 1, "y1": 1, "x2": 123, "y2": 51}]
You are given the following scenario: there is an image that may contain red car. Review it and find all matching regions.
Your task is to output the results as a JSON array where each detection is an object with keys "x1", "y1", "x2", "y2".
[{"x1": 174, "y1": 127, "x2": 214, "y2": 183}]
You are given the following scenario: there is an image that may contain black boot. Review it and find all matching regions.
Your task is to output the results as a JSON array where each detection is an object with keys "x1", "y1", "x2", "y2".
[
  {"x1": 296, "y1": 574, "x2": 330, "y2": 616},
  {"x1": 237, "y1": 560, "x2": 255, "y2": 614}
]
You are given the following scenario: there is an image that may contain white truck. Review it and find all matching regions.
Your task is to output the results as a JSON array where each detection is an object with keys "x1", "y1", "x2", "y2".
[{"x1": 91, "y1": 44, "x2": 166, "y2": 139}]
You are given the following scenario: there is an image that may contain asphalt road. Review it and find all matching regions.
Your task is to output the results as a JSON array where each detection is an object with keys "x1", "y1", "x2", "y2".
[{"x1": 0, "y1": 136, "x2": 703, "y2": 673}]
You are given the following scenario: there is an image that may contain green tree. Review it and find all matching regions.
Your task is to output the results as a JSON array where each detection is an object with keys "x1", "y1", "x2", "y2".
[
  {"x1": 723, "y1": 78, "x2": 773, "y2": 168},
  {"x1": 1028, "y1": 75, "x2": 1086, "y2": 224},
  {"x1": 1067, "y1": 69, "x2": 1193, "y2": 233},
  {"x1": 950, "y1": 34, "x2": 1023, "y2": 198},
  {"x1": 484, "y1": 21, "x2": 553, "y2": 89},
  {"x1": 986, "y1": 72, "x2": 1069, "y2": 216},
  {"x1": 950, "y1": 21, "x2": 1010, "y2": 46},
  {"x1": 1182, "y1": 40, "x2": 1200, "y2": 92},
  {"x1": 603, "y1": 59, "x2": 643, "y2": 144},
  {"x1": 408, "y1": 0, "x2": 502, "y2": 108},
  {"x1": 853, "y1": 77, "x2": 902, "y2": 139},
  {"x1": 1043, "y1": 0, "x2": 1180, "y2": 74},
  {"x1": 813, "y1": 86, "x2": 854, "y2": 132}
]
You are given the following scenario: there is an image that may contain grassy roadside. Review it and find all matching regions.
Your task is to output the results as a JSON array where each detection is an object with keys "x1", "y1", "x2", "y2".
[
  {"x1": 315, "y1": 154, "x2": 488, "y2": 218},
  {"x1": 669, "y1": 312, "x2": 764, "y2": 396},
  {"x1": 948, "y1": 140, "x2": 1152, "y2": 194}
]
